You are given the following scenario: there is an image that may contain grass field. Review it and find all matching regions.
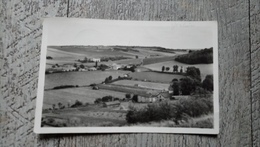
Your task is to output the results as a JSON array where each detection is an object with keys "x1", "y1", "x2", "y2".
[
  {"x1": 44, "y1": 70, "x2": 130, "y2": 89},
  {"x1": 129, "y1": 71, "x2": 186, "y2": 83},
  {"x1": 112, "y1": 80, "x2": 170, "y2": 91},
  {"x1": 42, "y1": 106, "x2": 127, "y2": 127},
  {"x1": 43, "y1": 87, "x2": 127, "y2": 109}
]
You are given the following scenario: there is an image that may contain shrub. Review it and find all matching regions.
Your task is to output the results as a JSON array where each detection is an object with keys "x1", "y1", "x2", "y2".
[
  {"x1": 71, "y1": 100, "x2": 83, "y2": 108},
  {"x1": 94, "y1": 98, "x2": 102, "y2": 104},
  {"x1": 102, "y1": 96, "x2": 113, "y2": 102},
  {"x1": 53, "y1": 85, "x2": 76, "y2": 89}
]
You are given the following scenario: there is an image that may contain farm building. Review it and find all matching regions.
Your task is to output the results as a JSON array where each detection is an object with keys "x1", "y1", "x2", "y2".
[
  {"x1": 90, "y1": 58, "x2": 101, "y2": 62},
  {"x1": 137, "y1": 96, "x2": 156, "y2": 103},
  {"x1": 156, "y1": 92, "x2": 170, "y2": 101},
  {"x1": 78, "y1": 68, "x2": 87, "y2": 71},
  {"x1": 88, "y1": 67, "x2": 97, "y2": 71},
  {"x1": 111, "y1": 63, "x2": 122, "y2": 70},
  {"x1": 103, "y1": 101, "x2": 121, "y2": 108},
  {"x1": 61, "y1": 65, "x2": 77, "y2": 72}
]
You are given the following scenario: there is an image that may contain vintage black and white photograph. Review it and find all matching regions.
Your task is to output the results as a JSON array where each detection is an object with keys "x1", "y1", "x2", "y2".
[{"x1": 34, "y1": 18, "x2": 219, "y2": 134}]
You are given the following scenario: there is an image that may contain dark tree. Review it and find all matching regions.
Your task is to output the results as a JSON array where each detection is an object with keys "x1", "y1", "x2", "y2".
[
  {"x1": 166, "y1": 67, "x2": 170, "y2": 71},
  {"x1": 73, "y1": 63, "x2": 77, "y2": 68},
  {"x1": 71, "y1": 100, "x2": 83, "y2": 108},
  {"x1": 179, "y1": 78, "x2": 197, "y2": 95},
  {"x1": 172, "y1": 78, "x2": 178, "y2": 82},
  {"x1": 202, "y1": 75, "x2": 213, "y2": 91},
  {"x1": 52, "y1": 104, "x2": 56, "y2": 110},
  {"x1": 179, "y1": 66, "x2": 183, "y2": 73},
  {"x1": 94, "y1": 98, "x2": 102, "y2": 104},
  {"x1": 175, "y1": 48, "x2": 213, "y2": 64},
  {"x1": 95, "y1": 61, "x2": 98, "y2": 67},
  {"x1": 104, "y1": 77, "x2": 109, "y2": 83},
  {"x1": 102, "y1": 96, "x2": 113, "y2": 102},
  {"x1": 173, "y1": 65, "x2": 178, "y2": 72},
  {"x1": 58, "y1": 102, "x2": 62, "y2": 109},
  {"x1": 46, "y1": 56, "x2": 53, "y2": 60},
  {"x1": 108, "y1": 75, "x2": 113, "y2": 80},
  {"x1": 79, "y1": 64, "x2": 85, "y2": 68},
  {"x1": 172, "y1": 80, "x2": 179, "y2": 95},
  {"x1": 135, "y1": 55, "x2": 139, "y2": 59},
  {"x1": 125, "y1": 93, "x2": 131, "y2": 99},
  {"x1": 186, "y1": 66, "x2": 201, "y2": 81},
  {"x1": 162, "y1": 66, "x2": 165, "y2": 72},
  {"x1": 132, "y1": 95, "x2": 138, "y2": 102}
]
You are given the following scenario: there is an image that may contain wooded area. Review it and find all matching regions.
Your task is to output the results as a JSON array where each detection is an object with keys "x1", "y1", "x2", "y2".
[{"x1": 0, "y1": 0, "x2": 259, "y2": 146}]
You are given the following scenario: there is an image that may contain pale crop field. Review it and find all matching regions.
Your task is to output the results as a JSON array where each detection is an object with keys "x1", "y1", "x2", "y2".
[
  {"x1": 43, "y1": 87, "x2": 127, "y2": 109},
  {"x1": 54, "y1": 46, "x2": 133, "y2": 58},
  {"x1": 47, "y1": 47, "x2": 85, "y2": 62},
  {"x1": 143, "y1": 61, "x2": 213, "y2": 80},
  {"x1": 44, "y1": 70, "x2": 130, "y2": 89}
]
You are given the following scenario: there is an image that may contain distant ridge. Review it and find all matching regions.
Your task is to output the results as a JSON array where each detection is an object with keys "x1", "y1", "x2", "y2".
[{"x1": 48, "y1": 45, "x2": 191, "y2": 52}]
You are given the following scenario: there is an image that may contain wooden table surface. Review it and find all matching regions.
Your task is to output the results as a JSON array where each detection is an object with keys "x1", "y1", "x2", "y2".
[{"x1": 0, "y1": 0, "x2": 259, "y2": 146}]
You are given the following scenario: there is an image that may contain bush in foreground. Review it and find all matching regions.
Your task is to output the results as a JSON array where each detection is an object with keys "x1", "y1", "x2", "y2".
[{"x1": 126, "y1": 97, "x2": 213, "y2": 125}]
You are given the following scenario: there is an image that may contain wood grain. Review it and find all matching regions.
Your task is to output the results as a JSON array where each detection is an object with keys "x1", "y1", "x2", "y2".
[
  {"x1": 0, "y1": 1, "x2": 68, "y2": 147},
  {"x1": 250, "y1": 0, "x2": 260, "y2": 147},
  {"x1": 0, "y1": 0, "x2": 258, "y2": 146},
  {"x1": 68, "y1": 0, "x2": 252, "y2": 146}
]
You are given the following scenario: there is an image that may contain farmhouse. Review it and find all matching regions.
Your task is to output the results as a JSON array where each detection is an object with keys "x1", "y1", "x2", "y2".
[
  {"x1": 78, "y1": 68, "x2": 87, "y2": 72},
  {"x1": 111, "y1": 63, "x2": 122, "y2": 70},
  {"x1": 148, "y1": 91, "x2": 170, "y2": 102},
  {"x1": 103, "y1": 101, "x2": 120, "y2": 108},
  {"x1": 88, "y1": 67, "x2": 97, "y2": 71},
  {"x1": 61, "y1": 65, "x2": 77, "y2": 72},
  {"x1": 90, "y1": 58, "x2": 101, "y2": 62},
  {"x1": 137, "y1": 96, "x2": 156, "y2": 103},
  {"x1": 156, "y1": 92, "x2": 170, "y2": 101}
]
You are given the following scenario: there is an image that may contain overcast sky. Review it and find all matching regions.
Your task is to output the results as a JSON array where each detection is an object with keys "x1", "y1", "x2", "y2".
[{"x1": 45, "y1": 18, "x2": 217, "y2": 50}]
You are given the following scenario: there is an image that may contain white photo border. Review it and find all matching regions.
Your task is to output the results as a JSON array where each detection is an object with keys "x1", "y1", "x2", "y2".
[{"x1": 34, "y1": 18, "x2": 219, "y2": 134}]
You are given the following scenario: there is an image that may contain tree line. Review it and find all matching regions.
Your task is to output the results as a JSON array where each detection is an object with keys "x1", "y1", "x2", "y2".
[
  {"x1": 175, "y1": 47, "x2": 213, "y2": 64},
  {"x1": 170, "y1": 67, "x2": 213, "y2": 96}
]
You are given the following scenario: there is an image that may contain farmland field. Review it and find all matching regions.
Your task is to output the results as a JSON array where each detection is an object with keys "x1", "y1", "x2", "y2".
[
  {"x1": 143, "y1": 61, "x2": 213, "y2": 80},
  {"x1": 129, "y1": 71, "x2": 186, "y2": 83},
  {"x1": 98, "y1": 84, "x2": 160, "y2": 97},
  {"x1": 43, "y1": 87, "x2": 127, "y2": 109},
  {"x1": 112, "y1": 80, "x2": 170, "y2": 91},
  {"x1": 51, "y1": 46, "x2": 139, "y2": 58},
  {"x1": 45, "y1": 70, "x2": 130, "y2": 89}
]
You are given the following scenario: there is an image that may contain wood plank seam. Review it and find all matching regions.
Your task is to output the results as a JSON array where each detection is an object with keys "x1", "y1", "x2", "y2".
[{"x1": 248, "y1": 1, "x2": 254, "y2": 147}]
